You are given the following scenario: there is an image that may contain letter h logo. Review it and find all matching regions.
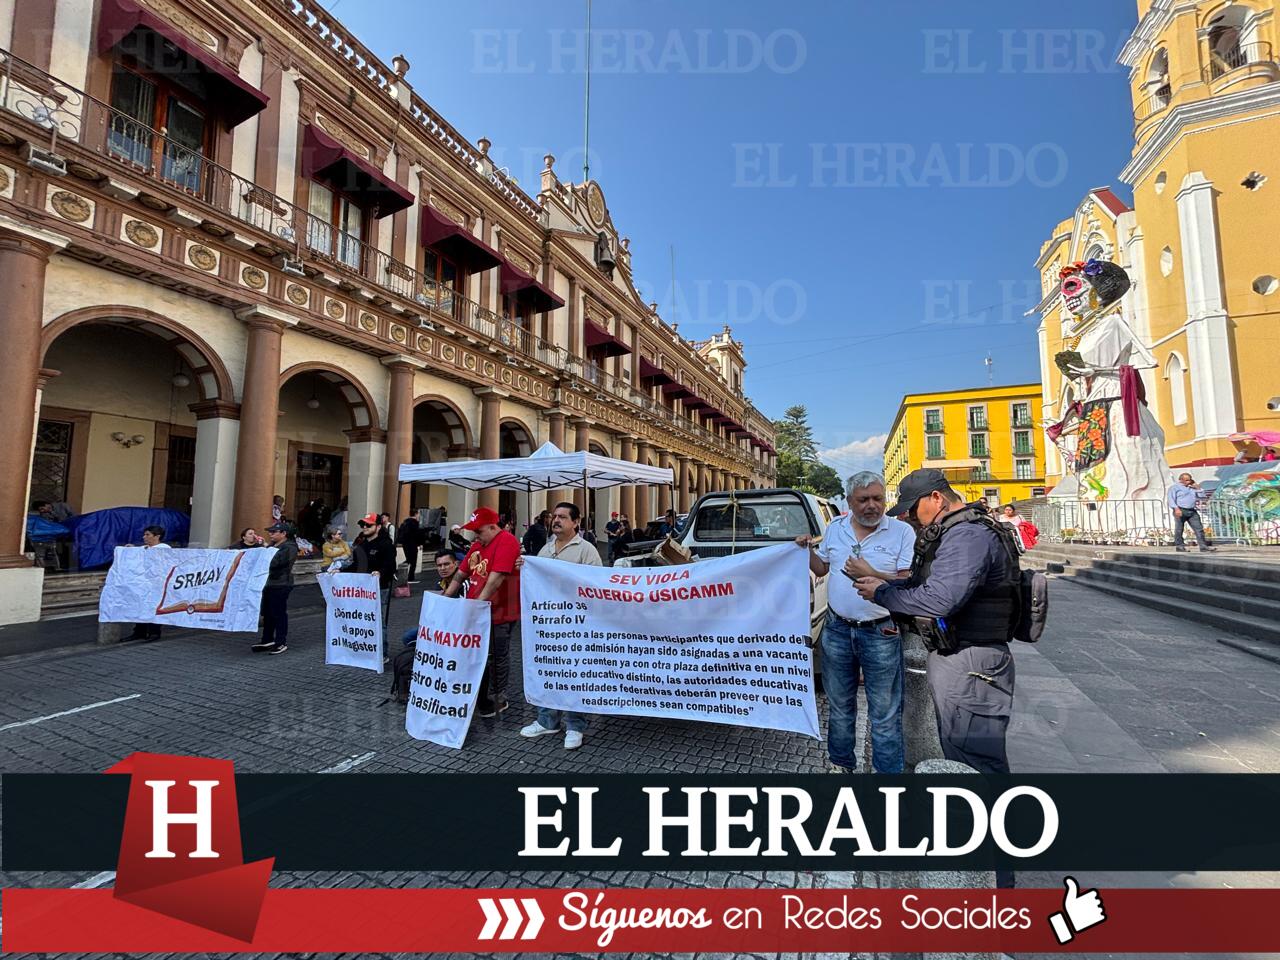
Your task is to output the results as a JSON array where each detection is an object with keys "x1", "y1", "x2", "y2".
[{"x1": 105, "y1": 752, "x2": 273, "y2": 941}]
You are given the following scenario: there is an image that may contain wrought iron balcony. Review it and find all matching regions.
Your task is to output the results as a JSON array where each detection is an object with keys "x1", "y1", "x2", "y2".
[
  {"x1": 1203, "y1": 40, "x2": 1275, "y2": 84},
  {"x1": 0, "y1": 47, "x2": 763, "y2": 470},
  {"x1": 1133, "y1": 83, "x2": 1172, "y2": 123}
]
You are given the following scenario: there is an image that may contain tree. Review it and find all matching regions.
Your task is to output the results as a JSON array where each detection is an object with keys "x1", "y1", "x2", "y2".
[
  {"x1": 774, "y1": 405, "x2": 818, "y2": 465},
  {"x1": 776, "y1": 450, "x2": 809, "y2": 490},
  {"x1": 806, "y1": 463, "x2": 844, "y2": 499}
]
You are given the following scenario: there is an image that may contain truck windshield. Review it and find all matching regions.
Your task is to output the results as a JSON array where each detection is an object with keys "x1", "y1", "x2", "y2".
[{"x1": 691, "y1": 499, "x2": 812, "y2": 541}]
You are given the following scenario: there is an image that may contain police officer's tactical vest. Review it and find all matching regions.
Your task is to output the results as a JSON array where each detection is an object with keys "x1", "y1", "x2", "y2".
[{"x1": 906, "y1": 506, "x2": 1023, "y2": 646}]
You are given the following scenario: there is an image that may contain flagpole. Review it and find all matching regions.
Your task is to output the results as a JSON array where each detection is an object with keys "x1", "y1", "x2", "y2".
[{"x1": 583, "y1": 0, "x2": 592, "y2": 181}]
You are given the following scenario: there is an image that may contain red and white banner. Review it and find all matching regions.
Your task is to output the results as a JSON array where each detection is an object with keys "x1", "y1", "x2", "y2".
[{"x1": 7, "y1": 886, "x2": 1280, "y2": 953}]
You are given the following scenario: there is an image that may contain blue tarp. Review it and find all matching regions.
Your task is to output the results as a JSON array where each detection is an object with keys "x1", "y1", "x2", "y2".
[
  {"x1": 25, "y1": 515, "x2": 71, "y2": 543},
  {"x1": 66, "y1": 507, "x2": 190, "y2": 569}
]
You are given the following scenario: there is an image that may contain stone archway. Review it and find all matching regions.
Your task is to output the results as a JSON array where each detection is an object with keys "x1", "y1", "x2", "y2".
[
  {"x1": 497, "y1": 417, "x2": 535, "y2": 524},
  {"x1": 409, "y1": 395, "x2": 477, "y2": 524},
  {"x1": 33, "y1": 308, "x2": 240, "y2": 556},
  {"x1": 278, "y1": 363, "x2": 382, "y2": 542}
]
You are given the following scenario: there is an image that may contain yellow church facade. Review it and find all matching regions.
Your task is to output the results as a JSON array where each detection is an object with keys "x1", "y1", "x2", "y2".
[{"x1": 1037, "y1": 0, "x2": 1280, "y2": 487}]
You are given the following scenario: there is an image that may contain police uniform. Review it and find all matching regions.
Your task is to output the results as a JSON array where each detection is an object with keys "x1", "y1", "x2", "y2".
[{"x1": 873, "y1": 471, "x2": 1017, "y2": 775}]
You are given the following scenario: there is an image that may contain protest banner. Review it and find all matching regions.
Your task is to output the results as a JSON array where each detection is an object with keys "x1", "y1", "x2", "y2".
[
  {"x1": 317, "y1": 572, "x2": 384, "y2": 673},
  {"x1": 520, "y1": 543, "x2": 819, "y2": 738},
  {"x1": 405, "y1": 591, "x2": 491, "y2": 749},
  {"x1": 99, "y1": 546, "x2": 275, "y2": 633}
]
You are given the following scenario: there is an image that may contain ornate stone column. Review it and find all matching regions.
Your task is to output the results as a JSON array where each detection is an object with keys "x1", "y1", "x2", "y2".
[
  {"x1": 571, "y1": 417, "x2": 590, "y2": 512},
  {"x1": 634, "y1": 440, "x2": 652, "y2": 523},
  {"x1": 188, "y1": 399, "x2": 241, "y2": 548},
  {"x1": 0, "y1": 226, "x2": 62, "y2": 568},
  {"x1": 382, "y1": 355, "x2": 424, "y2": 521},
  {"x1": 618, "y1": 436, "x2": 636, "y2": 521},
  {"x1": 677, "y1": 456, "x2": 693, "y2": 513},
  {"x1": 475, "y1": 387, "x2": 504, "y2": 511},
  {"x1": 0, "y1": 222, "x2": 66, "y2": 624},
  {"x1": 546, "y1": 409, "x2": 567, "y2": 511},
  {"x1": 657, "y1": 451, "x2": 674, "y2": 516},
  {"x1": 231, "y1": 307, "x2": 293, "y2": 537}
]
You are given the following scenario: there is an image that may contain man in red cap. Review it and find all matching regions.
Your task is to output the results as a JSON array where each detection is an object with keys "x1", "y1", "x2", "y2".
[
  {"x1": 353, "y1": 512, "x2": 397, "y2": 660},
  {"x1": 442, "y1": 506, "x2": 520, "y2": 717}
]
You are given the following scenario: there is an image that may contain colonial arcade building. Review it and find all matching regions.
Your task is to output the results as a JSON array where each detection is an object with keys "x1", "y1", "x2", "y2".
[{"x1": 0, "y1": 0, "x2": 777, "y2": 624}]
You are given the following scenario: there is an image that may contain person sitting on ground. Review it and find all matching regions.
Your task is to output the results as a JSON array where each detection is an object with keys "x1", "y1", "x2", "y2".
[
  {"x1": 322, "y1": 527, "x2": 352, "y2": 571},
  {"x1": 398, "y1": 549, "x2": 466, "y2": 651}
]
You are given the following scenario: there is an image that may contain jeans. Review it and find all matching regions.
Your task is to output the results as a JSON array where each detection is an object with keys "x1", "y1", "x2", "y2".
[
  {"x1": 479, "y1": 620, "x2": 515, "y2": 709},
  {"x1": 537, "y1": 707, "x2": 588, "y2": 733},
  {"x1": 1172, "y1": 508, "x2": 1210, "y2": 548},
  {"x1": 820, "y1": 615, "x2": 904, "y2": 773},
  {"x1": 261, "y1": 584, "x2": 293, "y2": 646}
]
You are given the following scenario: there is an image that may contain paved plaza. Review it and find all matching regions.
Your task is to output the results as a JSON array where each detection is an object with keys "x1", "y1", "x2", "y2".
[{"x1": 2, "y1": 577, "x2": 1279, "y2": 959}]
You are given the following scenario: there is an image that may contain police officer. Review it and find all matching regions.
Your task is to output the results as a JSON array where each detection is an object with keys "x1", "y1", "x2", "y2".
[{"x1": 852, "y1": 468, "x2": 1017, "y2": 775}]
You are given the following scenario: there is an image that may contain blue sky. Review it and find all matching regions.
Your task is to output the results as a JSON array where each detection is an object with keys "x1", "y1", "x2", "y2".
[{"x1": 331, "y1": 0, "x2": 1140, "y2": 476}]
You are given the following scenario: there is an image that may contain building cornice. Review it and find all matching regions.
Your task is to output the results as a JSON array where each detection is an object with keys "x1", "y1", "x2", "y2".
[{"x1": 1120, "y1": 83, "x2": 1280, "y2": 184}]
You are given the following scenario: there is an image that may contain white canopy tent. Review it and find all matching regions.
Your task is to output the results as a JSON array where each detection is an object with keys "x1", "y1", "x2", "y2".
[
  {"x1": 398, "y1": 441, "x2": 674, "y2": 491},
  {"x1": 396, "y1": 442, "x2": 675, "y2": 531}
]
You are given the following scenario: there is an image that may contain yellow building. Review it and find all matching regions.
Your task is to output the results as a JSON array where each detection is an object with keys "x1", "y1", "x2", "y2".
[
  {"x1": 884, "y1": 384, "x2": 1046, "y2": 509},
  {"x1": 1038, "y1": 0, "x2": 1280, "y2": 483}
]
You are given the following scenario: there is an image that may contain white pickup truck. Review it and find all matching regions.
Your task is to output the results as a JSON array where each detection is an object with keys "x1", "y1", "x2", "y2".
[{"x1": 617, "y1": 487, "x2": 837, "y2": 650}]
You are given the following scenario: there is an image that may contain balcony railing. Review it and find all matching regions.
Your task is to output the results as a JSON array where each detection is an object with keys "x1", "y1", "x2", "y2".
[
  {"x1": 924, "y1": 417, "x2": 944, "y2": 433},
  {"x1": 1203, "y1": 40, "x2": 1275, "y2": 83},
  {"x1": 1133, "y1": 82, "x2": 1172, "y2": 123},
  {"x1": 0, "y1": 47, "x2": 763, "y2": 470},
  {"x1": 1011, "y1": 410, "x2": 1033, "y2": 429}
]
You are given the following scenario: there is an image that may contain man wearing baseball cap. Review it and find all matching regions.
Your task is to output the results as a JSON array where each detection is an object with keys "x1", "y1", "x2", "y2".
[
  {"x1": 852, "y1": 468, "x2": 1019, "y2": 781},
  {"x1": 442, "y1": 506, "x2": 520, "y2": 718},
  {"x1": 353, "y1": 513, "x2": 397, "y2": 659}
]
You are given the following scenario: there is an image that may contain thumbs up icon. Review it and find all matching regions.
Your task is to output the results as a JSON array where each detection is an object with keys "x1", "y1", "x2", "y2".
[{"x1": 1048, "y1": 876, "x2": 1106, "y2": 944}]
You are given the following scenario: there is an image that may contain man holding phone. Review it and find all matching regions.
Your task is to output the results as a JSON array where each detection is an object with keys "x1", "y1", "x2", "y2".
[{"x1": 795, "y1": 471, "x2": 915, "y2": 773}]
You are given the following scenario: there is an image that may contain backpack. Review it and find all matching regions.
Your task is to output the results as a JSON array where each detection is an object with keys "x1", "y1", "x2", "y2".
[
  {"x1": 390, "y1": 646, "x2": 417, "y2": 703},
  {"x1": 983, "y1": 515, "x2": 1048, "y2": 644}
]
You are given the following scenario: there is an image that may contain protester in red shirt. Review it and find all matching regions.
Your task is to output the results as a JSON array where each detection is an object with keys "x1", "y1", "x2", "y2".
[{"x1": 442, "y1": 506, "x2": 520, "y2": 718}]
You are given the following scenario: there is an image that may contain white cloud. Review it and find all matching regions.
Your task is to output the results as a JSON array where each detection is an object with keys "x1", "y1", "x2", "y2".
[{"x1": 818, "y1": 434, "x2": 888, "y2": 475}]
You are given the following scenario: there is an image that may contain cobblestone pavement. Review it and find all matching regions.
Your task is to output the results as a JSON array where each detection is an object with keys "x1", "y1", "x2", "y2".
[{"x1": 2, "y1": 577, "x2": 1278, "y2": 959}]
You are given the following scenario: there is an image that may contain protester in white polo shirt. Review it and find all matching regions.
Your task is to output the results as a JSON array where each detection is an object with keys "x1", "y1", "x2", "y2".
[{"x1": 795, "y1": 471, "x2": 916, "y2": 773}]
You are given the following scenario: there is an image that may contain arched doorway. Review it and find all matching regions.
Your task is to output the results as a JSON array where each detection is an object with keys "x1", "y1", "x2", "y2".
[
  {"x1": 497, "y1": 418, "x2": 534, "y2": 527},
  {"x1": 278, "y1": 363, "x2": 379, "y2": 543},
  {"x1": 409, "y1": 396, "x2": 475, "y2": 537},
  {"x1": 34, "y1": 309, "x2": 235, "y2": 562}
]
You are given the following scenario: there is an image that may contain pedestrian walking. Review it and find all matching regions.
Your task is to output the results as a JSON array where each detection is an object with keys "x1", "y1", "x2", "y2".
[
  {"x1": 442, "y1": 506, "x2": 520, "y2": 719},
  {"x1": 252, "y1": 522, "x2": 298, "y2": 655},
  {"x1": 1168, "y1": 473, "x2": 1217, "y2": 552},
  {"x1": 795, "y1": 471, "x2": 915, "y2": 774},
  {"x1": 397, "y1": 513, "x2": 424, "y2": 582},
  {"x1": 517, "y1": 501, "x2": 602, "y2": 750}
]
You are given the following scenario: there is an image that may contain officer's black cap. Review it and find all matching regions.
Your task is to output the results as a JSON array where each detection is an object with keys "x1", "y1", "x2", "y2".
[{"x1": 887, "y1": 468, "x2": 951, "y2": 517}]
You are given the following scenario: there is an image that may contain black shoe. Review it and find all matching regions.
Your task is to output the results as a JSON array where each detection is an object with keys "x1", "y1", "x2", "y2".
[
  {"x1": 477, "y1": 698, "x2": 508, "y2": 719},
  {"x1": 1201, "y1": 546, "x2": 1218, "y2": 552},
  {"x1": 251, "y1": 640, "x2": 275, "y2": 652},
  {"x1": 268, "y1": 643, "x2": 288, "y2": 655},
  {"x1": 1175, "y1": 546, "x2": 1188, "y2": 552}
]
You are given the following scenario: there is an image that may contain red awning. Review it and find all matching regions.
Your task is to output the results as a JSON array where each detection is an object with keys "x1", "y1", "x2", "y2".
[
  {"x1": 584, "y1": 319, "x2": 631, "y2": 357},
  {"x1": 638, "y1": 356, "x2": 676, "y2": 384},
  {"x1": 300, "y1": 125, "x2": 413, "y2": 218},
  {"x1": 97, "y1": 0, "x2": 269, "y2": 128},
  {"x1": 499, "y1": 261, "x2": 565, "y2": 313},
  {"x1": 419, "y1": 204, "x2": 502, "y2": 274}
]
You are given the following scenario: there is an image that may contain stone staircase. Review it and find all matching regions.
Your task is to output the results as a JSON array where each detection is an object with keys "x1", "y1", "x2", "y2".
[
  {"x1": 1024, "y1": 542, "x2": 1280, "y2": 663},
  {"x1": 36, "y1": 557, "x2": 329, "y2": 621}
]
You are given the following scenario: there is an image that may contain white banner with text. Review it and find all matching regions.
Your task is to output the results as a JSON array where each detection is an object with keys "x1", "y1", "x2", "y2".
[
  {"x1": 98, "y1": 546, "x2": 275, "y2": 633},
  {"x1": 405, "y1": 591, "x2": 491, "y2": 749},
  {"x1": 520, "y1": 543, "x2": 819, "y2": 738},
  {"x1": 317, "y1": 572, "x2": 384, "y2": 673}
]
